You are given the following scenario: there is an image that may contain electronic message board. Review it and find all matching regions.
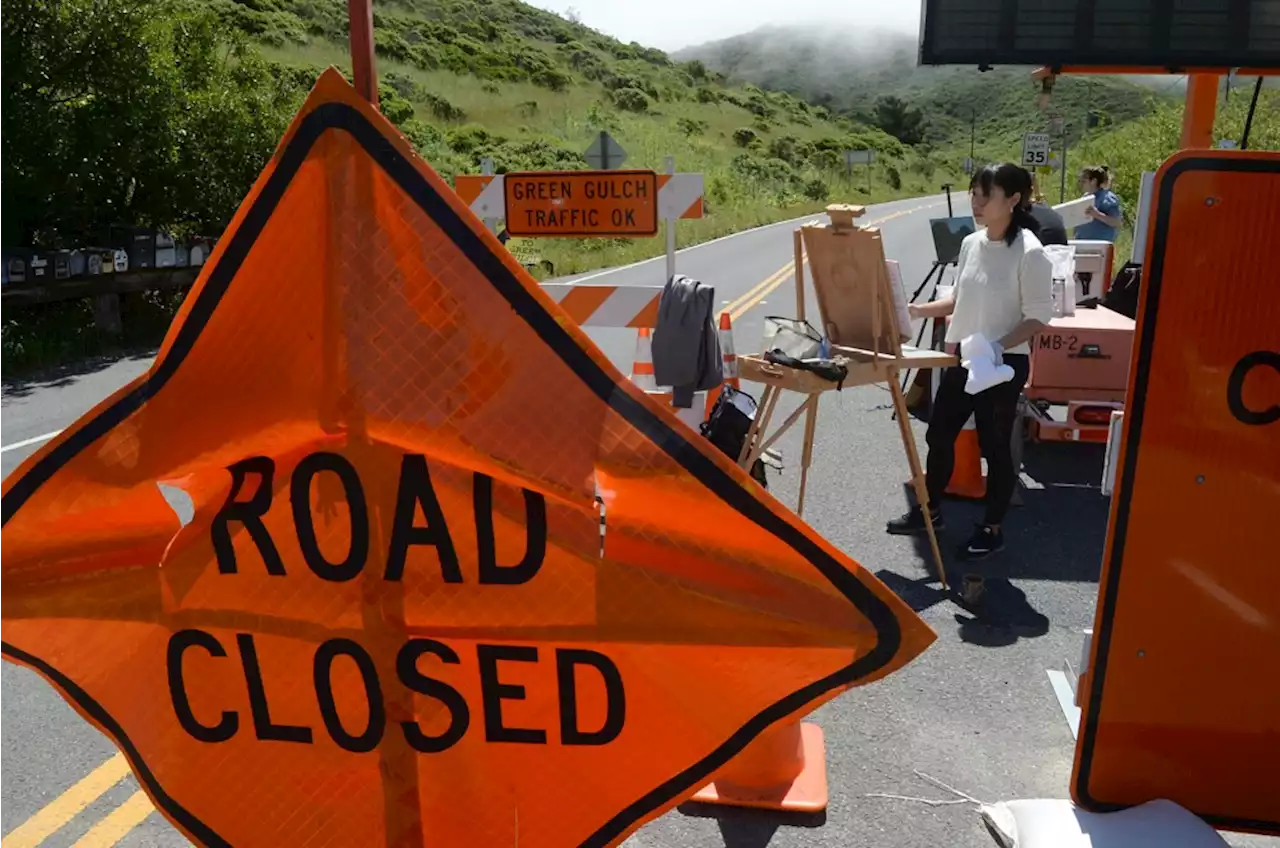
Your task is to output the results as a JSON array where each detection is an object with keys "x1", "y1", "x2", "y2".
[{"x1": 918, "y1": 0, "x2": 1280, "y2": 70}]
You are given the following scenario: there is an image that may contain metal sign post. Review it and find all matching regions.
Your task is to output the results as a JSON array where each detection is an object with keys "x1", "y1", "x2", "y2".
[
  {"x1": 664, "y1": 156, "x2": 676, "y2": 283},
  {"x1": 844, "y1": 149, "x2": 875, "y2": 194}
]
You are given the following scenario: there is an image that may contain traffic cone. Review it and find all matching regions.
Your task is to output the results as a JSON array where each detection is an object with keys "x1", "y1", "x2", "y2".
[
  {"x1": 704, "y1": 312, "x2": 739, "y2": 419},
  {"x1": 946, "y1": 414, "x2": 987, "y2": 499},
  {"x1": 630, "y1": 327, "x2": 657, "y2": 391},
  {"x1": 691, "y1": 719, "x2": 828, "y2": 812}
]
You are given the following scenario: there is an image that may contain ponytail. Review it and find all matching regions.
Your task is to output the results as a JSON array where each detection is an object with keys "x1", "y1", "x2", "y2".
[
  {"x1": 1080, "y1": 164, "x2": 1110, "y2": 188},
  {"x1": 1008, "y1": 203, "x2": 1041, "y2": 246}
]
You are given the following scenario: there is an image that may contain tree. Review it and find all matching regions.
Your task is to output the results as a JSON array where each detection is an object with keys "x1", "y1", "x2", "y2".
[
  {"x1": 873, "y1": 95, "x2": 926, "y2": 146},
  {"x1": 1, "y1": 0, "x2": 305, "y2": 247}
]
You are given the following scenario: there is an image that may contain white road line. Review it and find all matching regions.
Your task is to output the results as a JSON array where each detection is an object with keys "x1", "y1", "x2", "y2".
[{"x1": 1, "y1": 430, "x2": 62, "y2": 453}]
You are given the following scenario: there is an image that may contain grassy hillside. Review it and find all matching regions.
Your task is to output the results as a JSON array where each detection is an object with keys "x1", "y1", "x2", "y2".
[
  {"x1": 1, "y1": 0, "x2": 956, "y2": 372},
  {"x1": 1053, "y1": 87, "x2": 1280, "y2": 261},
  {"x1": 230, "y1": 0, "x2": 958, "y2": 274}
]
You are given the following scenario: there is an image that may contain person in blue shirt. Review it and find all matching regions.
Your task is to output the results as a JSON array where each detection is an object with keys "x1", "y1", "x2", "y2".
[{"x1": 1074, "y1": 164, "x2": 1123, "y2": 242}]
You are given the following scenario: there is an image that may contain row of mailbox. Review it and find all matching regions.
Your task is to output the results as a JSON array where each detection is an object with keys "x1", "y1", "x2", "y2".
[{"x1": 2, "y1": 230, "x2": 219, "y2": 285}]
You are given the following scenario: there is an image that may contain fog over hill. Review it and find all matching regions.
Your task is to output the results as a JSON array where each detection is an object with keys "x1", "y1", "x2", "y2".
[{"x1": 676, "y1": 25, "x2": 1169, "y2": 147}]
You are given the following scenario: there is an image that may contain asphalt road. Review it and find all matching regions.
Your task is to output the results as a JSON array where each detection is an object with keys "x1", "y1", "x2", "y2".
[{"x1": 3, "y1": 192, "x2": 1273, "y2": 848}]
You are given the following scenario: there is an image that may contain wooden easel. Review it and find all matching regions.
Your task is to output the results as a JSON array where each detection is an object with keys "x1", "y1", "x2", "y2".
[{"x1": 736, "y1": 204, "x2": 955, "y2": 585}]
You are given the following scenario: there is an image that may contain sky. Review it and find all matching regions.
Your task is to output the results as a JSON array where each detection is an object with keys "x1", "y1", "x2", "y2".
[{"x1": 525, "y1": 0, "x2": 923, "y2": 52}]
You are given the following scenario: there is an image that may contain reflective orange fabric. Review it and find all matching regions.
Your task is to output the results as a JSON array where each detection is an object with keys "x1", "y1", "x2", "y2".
[
  {"x1": 1, "y1": 69, "x2": 935, "y2": 848},
  {"x1": 1072, "y1": 151, "x2": 1280, "y2": 834}
]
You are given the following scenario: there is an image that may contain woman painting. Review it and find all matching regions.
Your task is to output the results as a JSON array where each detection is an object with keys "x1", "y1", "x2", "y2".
[{"x1": 888, "y1": 163, "x2": 1054, "y2": 559}]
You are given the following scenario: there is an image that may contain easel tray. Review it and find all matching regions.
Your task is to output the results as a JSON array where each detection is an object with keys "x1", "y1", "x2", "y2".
[{"x1": 738, "y1": 355, "x2": 840, "y2": 394}]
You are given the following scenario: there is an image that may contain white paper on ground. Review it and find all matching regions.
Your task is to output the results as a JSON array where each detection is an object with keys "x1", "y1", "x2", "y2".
[{"x1": 979, "y1": 798, "x2": 1228, "y2": 848}]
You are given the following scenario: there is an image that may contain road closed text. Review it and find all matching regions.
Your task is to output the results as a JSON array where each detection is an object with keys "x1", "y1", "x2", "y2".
[
  {"x1": 503, "y1": 170, "x2": 658, "y2": 237},
  {"x1": 167, "y1": 632, "x2": 626, "y2": 753},
  {"x1": 1227, "y1": 350, "x2": 1280, "y2": 426},
  {"x1": 165, "y1": 450, "x2": 627, "y2": 753}
]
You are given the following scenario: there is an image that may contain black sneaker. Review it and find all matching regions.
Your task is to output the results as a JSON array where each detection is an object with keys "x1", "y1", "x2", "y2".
[
  {"x1": 960, "y1": 524, "x2": 1004, "y2": 559},
  {"x1": 886, "y1": 505, "x2": 944, "y2": 535}
]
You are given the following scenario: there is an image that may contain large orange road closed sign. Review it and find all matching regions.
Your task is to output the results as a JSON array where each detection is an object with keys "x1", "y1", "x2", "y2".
[
  {"x1": 503, "y1": 170, "x2": 659, "y2": 237},
  {"x1": 1072, "y1": 150, "x2": 1280, "y2": 833},
  {"x1": 0, "y1": 68, "x2": 935, "y2": 848}
]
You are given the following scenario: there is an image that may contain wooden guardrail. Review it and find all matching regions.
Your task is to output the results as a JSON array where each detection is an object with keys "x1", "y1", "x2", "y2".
[
  {"x1": 1, "y1": 268, "x2": 200, "y2": 308},
  {"x1": 2, "y1": 268, "x2": 202, "y2": 336}
]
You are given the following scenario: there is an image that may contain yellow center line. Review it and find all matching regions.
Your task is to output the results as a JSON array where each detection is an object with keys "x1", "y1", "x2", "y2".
[
  {"x1": 70, "y1": 791, "x2": 154, "y2": 848},
  {"x1": 731, "y1": 263, "x2": 795, "y2": 322},
  {"x1": 724, "y1": 202, "x2": 940, "y2": 323},
  {"x1": 2, "y1": 753, "x2": 130, "y2": 848},
  {"x1": 721, "y1": 262, "x2": 794, "y2": 317}
]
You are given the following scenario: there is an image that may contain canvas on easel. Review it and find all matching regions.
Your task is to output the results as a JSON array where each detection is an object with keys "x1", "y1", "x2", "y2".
[{"x1": 801, "y1": 206, "x2": 954, "y2": 373}]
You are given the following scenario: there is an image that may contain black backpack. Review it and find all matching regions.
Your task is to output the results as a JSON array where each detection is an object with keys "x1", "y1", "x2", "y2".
[
  {"x1": 700, "y1": 385, "x2": 768, "y2": 489},
  {"x1": 1102, "y1": 261, "x2": 1142, "y2": 319}
]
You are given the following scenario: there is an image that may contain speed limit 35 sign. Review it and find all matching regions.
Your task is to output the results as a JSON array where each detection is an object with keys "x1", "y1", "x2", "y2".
[{"x1": 1022, "y1": 132, "x2": 1051, "y2": 168}]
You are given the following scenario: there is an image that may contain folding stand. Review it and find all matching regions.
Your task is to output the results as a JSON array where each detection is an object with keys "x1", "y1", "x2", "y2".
[{"x1": 735, "y1": 205, "x2": 956, "y2": 585}]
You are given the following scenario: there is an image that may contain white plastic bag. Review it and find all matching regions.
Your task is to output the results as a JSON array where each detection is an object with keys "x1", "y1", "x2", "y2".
[
  {"x1": 762, "y1": 316, "x2": 822, "y2": 360},
  {"x1": 980, "y1": 798, "x2": 1228, "y2": 848},
  {"x1": 1043, "y1": 245, "x2": 1076, "y2": 318}
]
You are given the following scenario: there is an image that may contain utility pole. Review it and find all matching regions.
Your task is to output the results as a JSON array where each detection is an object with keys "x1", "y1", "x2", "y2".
[
  {"x1": 347, "y1": 0, "x2": 378, "y2": 107},
  {"x1": 1059, "y1": 121, "x2": 1068, "y2": 204},
  {"x1": 969, "y1": 109, "x2": 976, "y2": 162}
]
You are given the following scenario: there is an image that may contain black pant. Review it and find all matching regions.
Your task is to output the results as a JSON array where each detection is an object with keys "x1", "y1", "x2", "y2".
[{"x1": 925, "y1": 354, "x2": 1029, "y2": 525}]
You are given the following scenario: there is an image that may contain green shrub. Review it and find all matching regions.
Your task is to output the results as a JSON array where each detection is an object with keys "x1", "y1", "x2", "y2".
[
  {"x1": 611, "y1": 87, "x2": 650, "y2": 113},
  {"x1": 803, "y1": 179, "x2": 829, "y2": 201},
  {"x1": 677, "y1": 117, "x2": 708, "y2": 136},
  {"x1": 401, "y1": 119, "x2": 444, "y2": 150},
  {"x1": 482, "y1": 139, "x2": 585, "y2": 172},
  {"x1": 423, "y1": 92, "x2": 466, "y2": 122},
  {"x1": 447, "y1": 124, "x2": 497, "y2": 154},
  {"x1": 732, "y1": 127, "x2": 757, "y2": 147},
  {"x1": 809, "y1": 148, "x2": 841, "y2": 171},
  {"x1": 383, "y1": 71, "x2": 420, "y2": 101},
  {"x1": 731, "y1": 154, "x2": 799, "y2": 189}
]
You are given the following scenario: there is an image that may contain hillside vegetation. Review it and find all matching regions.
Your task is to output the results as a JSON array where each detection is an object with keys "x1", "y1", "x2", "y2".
[
  {"x1": 682, "y1": 23, "x2": 1279, "y2": 257},
  {"x1": 678, "y1": 25, "x2": 1168, "y2": 160},
  {"x1": 240, "y1": 0, "x2": 985, "y2": 273},
  {"x1": 0, "y1": 0, "x2": 962, "y2": 372},
  {"x1": 3, "y1": 0, "x2": 952, "y2": 277}
]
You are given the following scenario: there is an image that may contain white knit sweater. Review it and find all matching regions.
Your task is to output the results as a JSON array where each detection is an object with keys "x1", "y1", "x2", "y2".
[{"x1": 944, "y1": 227, "x2": 1054, "y2": 355}]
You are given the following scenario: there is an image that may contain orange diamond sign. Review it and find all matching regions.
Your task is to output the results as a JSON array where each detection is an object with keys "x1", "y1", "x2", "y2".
[{"x1": 1, "y1": 69, "x2": 935, "y2": 847}]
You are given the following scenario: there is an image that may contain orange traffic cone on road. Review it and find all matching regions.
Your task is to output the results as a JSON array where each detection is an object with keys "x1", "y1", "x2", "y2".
[
  {"x1": 691, "y1": 719, "x2": 828, "y2": 812},
  {"x1": 705, "y1": 312, "x2": 739, "y2": 418},
  {"x1": 946, "y1": 415, "x2": 987, "y2": 499},
  {"x1": 630, "y1": 327, "x2": 657, "y2": 391}
]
